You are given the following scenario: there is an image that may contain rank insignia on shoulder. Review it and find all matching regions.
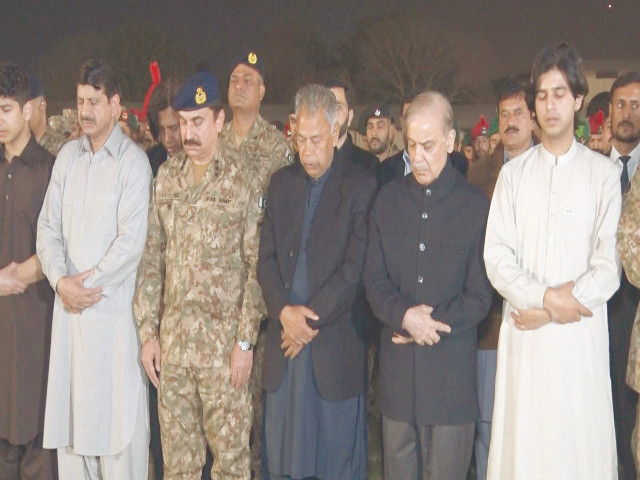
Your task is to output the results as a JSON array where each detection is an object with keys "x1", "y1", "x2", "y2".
[
  {"x1": 195, "y1": 87, "x2": 207, "y2": 105},
  {"x1": 259, "y1": 196, "x2": 267, "y2": 209}
]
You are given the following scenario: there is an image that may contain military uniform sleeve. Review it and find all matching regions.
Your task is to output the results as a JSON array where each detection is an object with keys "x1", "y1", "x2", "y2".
[
  {"x1": 619, "y1": 167, "x2": 640, "y2": 289},
  {"x1": 236, "y1": 176, "x2": 266, "y2": 344},
  {"x1": 83, "y1": 152, "x2": 152, "y2": 296},
  {"x1": 273, "y1": 133, "x2": 294, "y2": 168},
  {"x1": 134, "y1": 179, "x2": 167, "y2": 345}
]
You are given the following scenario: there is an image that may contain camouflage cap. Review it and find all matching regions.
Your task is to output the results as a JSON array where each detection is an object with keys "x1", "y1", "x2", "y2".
[
  {"x1": 48, "y1": 115, "x2": 71, "y2": 136},
  {"x1": 63, "y1": 108, "x2": 78, "y2": 126}
]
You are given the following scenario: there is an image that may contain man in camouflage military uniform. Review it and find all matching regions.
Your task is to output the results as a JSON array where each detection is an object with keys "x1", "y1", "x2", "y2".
[
  {"x1": 27, "y1": 75, "x2": 67, "y2": 156},
  {"x1": 219, "y1": 49, "x2": 292, "y2": 480},
  {"x1": 619, "y1": 152, "x2": 640, "y2": 477},
  {"x1": 134, "y1": 71, "x2": 264, "y2": 480}
]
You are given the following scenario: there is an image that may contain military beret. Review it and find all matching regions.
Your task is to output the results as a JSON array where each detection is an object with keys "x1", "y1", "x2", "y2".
[
  {"x1": 471, "y1": 115, "x2": 489, "y2": 140},
  {"x1": 28, "y1": 75, "x2": 44, "y2": 100},
  {"x1": 119, "y1": 109, "x2": 139, "y2": 130},
  {"x1": 363, "y1": 103, "x2": 392, "y2": 125},
  {"x1": 230, "y1": 50, "x2": 264, "y2": 80},
  {"x1": 462, "y1": 130, "x2": 472, "y2": 147},
  {"x1": 589, "y1": 109, "x2": 605, "y2": 135},
  {"x1": 172, "y1": 71, "x2": 220, "y2": 111},
  {"x1": 574, "y1": 116, "x2": 590, "y2": 144},
  {"x1": 488, "y1": 117, "x2": 499, "y2": 136}
]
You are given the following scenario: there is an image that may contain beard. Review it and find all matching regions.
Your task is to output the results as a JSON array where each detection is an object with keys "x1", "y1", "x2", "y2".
[
  {"x1": 368, "y1": 136, "x2": 388, "y2": 155},
  {"x1": 613, "y1": 120, "x2": 640, "y2": 143}
]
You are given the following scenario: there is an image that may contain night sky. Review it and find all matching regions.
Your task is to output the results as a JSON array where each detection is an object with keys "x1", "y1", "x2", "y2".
[{"x1": 3, "y1": 0, "x2": 639, "y2": 95}]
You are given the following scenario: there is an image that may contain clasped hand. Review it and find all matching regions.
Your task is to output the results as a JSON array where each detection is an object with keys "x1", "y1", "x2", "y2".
[
  {"x1": 0, "y1": 262, "x2": 27, "y2": 296},
  {"x1": 394, "y1": 304, "x2": 451, "y2": 346},
  {"x1": 543, "y1": 281, "x2": 592, "y2": 324},
  {"x1": 279, "y1": 305, "x2": 319, "y2": 359},
  {"x1": 56, "y1": 270, "x2": 102, "y2": 313}
]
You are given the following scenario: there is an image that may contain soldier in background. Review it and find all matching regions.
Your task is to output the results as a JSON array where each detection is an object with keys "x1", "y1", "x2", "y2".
[
  {"x1": 27, "y1": 75, "x2": 66, "y2": 156},
  {"x1": 135, "y1": 72, "x2": 263, "y2": 480},
  {"x1": 587, "y1": 109, "x2": 611, "y2": 155},
  {"x1": 470, "y1": 115, "x2": 490, "y2": 163},
  {"x1": 219, "y1": 50, "x2": 292, "y2": 480},
  {"x1": 363, "y1": 103, "x2": 398, "y2": 162}
]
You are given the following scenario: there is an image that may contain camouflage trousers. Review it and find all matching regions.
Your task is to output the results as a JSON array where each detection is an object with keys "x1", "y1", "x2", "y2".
[
  {"x1": 159, "y1": 362, "x2": 252, "y2": 480},
  {"x1": 633, "y1": 400, "x2": 640, "y2": 474}
]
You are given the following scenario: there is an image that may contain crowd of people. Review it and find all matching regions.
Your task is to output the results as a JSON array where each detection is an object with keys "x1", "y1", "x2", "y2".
[{"x1": 1, "y1": 41, "x2": 640, "y2": 480}]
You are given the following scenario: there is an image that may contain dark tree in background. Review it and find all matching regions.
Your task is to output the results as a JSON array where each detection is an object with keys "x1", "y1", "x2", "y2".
[
  {"x1": 35, "y1": 16, "x2": 498, "y2": 106},
  {"x1": 345, "y1": 13, "x2": 496, "y2": 104},
  {"x1": 259, "y1": 23, "x2": 338, "y2": 103}
]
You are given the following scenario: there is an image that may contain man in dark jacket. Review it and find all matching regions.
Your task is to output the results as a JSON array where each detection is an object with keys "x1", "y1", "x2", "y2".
[
  {"x1": 364, "y1": 91, "x2": 493, "y2": 480},
  {"x1": 325, "y1": 78, "x2": 379, "y2": 176},
  {"x1": 258, "y1": 84, "x2": 377, "y2": 480}
]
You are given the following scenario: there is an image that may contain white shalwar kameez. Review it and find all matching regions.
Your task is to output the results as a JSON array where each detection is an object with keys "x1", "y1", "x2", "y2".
[
  {"x1": 484, "y1": 141, "x2": 621, "y2": 480},
  {"x1": 36, "y1": 126, "x2": 151, "y2": 479}
]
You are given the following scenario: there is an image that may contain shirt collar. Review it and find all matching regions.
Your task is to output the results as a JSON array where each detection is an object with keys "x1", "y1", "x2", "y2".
[
  {"x1": 80, "y1": 122, "x2": 124, "y2": 158},
  {"x1": 539, "y1": 139, "x2": 579, "y2": 165},
  {"x1": 407, "y1": 155, "x2": 456, "y2": 200},
  {"x1": 402, "y1": 149, "x2": 411, "y2": 175},
  {"x1": 504, "y1": 138, "x2": 535, "y2": 164},
  {"x1": 0, "y1": 134, "x2": 40, "y2": 168},
  {"x1": 610, "y1": 141, "x2": 640, "y2": 164}
]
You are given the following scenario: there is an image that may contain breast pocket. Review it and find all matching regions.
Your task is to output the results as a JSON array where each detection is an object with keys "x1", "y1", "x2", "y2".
[
  {"x1": 201, "y1": 197, "x2": 243, "y2": 259},
  {"x1": 157, "y1": 197, "x2": 179, "y2": 235}
]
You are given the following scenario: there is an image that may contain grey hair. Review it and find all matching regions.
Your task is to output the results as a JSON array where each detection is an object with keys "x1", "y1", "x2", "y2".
[
  {"x1": 295, "y1": 84, "x2": 338, "y2": 127},
  {"x1": 403, "y1": 90, "x2": 453, "y2": 137}
]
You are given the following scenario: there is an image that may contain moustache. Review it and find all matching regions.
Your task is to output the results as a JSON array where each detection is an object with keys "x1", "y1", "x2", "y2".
[
  {"x1": 504, "y1": 127, "x2": 519, "y2": 134},
  {"x1": 618, "y1": 120, "x2": 635, "y2": 129},
  {"x1": 80, "y1": 116, "x2": 94, "y2": 123},
  {"x1": 183, "y1": 139, "x2": 201, "y2": 146}
]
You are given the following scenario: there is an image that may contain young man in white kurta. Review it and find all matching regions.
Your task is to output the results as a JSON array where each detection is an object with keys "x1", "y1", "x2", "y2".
[
  {"x1": 484, "y1": 44, "x2": 621, "y2": 480},
  {"x1": 37, "y1": 59, "x2": 151, "y2": 479}
]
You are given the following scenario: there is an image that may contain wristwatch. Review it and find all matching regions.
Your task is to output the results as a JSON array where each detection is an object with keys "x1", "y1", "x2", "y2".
[{"x1": 238, "y1": 340, "x2": 255, "y2": 351}]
